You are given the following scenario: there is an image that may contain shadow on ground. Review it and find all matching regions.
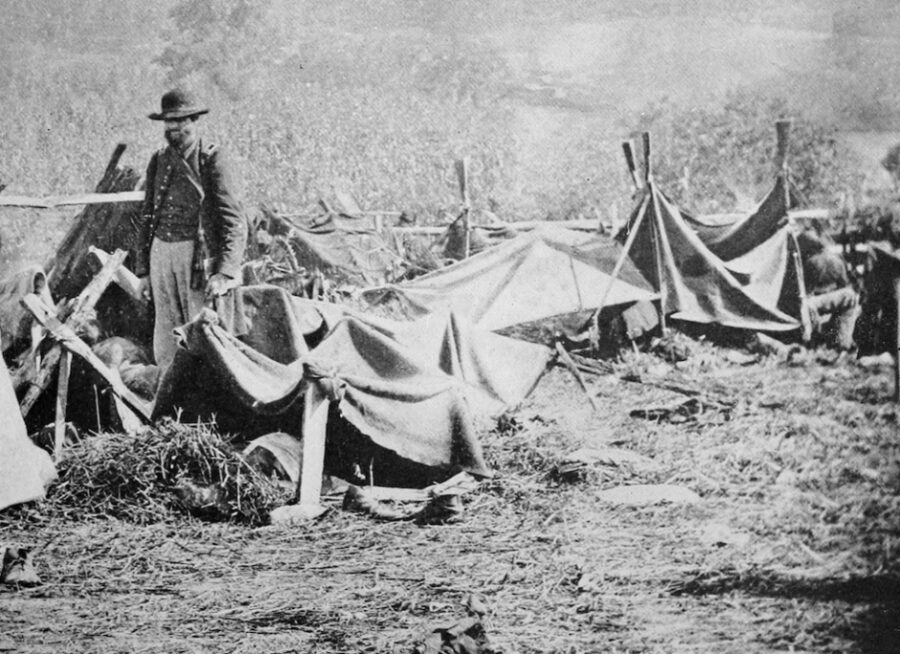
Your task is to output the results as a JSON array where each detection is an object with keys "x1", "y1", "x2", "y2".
[{"x1": 670, "y1": 567, "x2": 900, "y2": 653}]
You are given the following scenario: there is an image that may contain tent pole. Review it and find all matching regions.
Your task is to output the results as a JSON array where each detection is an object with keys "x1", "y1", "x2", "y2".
[
  {"x1": 776, "y1": 119, "x2": 812, "y2": 341},
  {"x1": 455, "y1": 158, "x2": 471, "y2": 258},
  {"x1": 622, "y1": 140, "x2": 643, "y2": 193},
  {"x1": 555, "y1": 342, "x2": 599, "y2": 412},
  {"x1": 298, "y1": 381, "x2": 329, "y2": 509},
  {"x1": 642, "y1": 132, "x2": 667, "y2": 336},
  {"x1": 53, "y1": 351, "x2": 72, "y2": 462},
  {"x1": 590, "y1": 193, "x2": 651, "y2": 344},
  {"x1": 648, "y1": 184, "x2": 668, "y2": 336}
]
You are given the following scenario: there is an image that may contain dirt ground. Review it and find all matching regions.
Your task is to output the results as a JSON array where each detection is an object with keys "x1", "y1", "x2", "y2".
[{"x1": 2, "y1": 336, "x2": 900, "y2": 654}]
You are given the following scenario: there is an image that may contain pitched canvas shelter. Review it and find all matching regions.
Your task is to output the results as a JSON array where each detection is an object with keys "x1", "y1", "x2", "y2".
[
  {"x1": 261, "y1": 209, "x2": 399, "y2": 286},
  {"x1": 361, "y1": 226, "x2": 659, "y2": 336},
  {"x1": 151, "y1": 285, "x2": 551, "y2": 486},
  {"x1": 614, "y1": 131, "x2": 806, "y2": 334},
  {"x1": 0, "y1": 335, "x2": 56, "y2": 511}
]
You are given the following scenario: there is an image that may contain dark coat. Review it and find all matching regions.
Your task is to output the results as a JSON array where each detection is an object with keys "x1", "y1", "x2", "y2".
[{"x1": 135, "y1": 140, "x2": 247, "y2": 285}]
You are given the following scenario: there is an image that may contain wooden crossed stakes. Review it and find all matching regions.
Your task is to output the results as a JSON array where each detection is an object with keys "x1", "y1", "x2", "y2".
[{"x1": 17, "y1": 248, "x2": 152, "y2": 461}]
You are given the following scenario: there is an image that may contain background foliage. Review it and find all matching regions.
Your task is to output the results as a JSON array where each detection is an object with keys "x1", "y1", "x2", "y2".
[{"x1": 0, "y1": 0, "x2": 885, "y2": 270}]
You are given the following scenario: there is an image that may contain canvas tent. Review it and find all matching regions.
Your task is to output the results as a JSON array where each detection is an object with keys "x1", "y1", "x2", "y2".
[
  {"x1": 361, "y1": 226, "x2": 659, "y2": 338},
  {"x1": 151, "y1": 285, "x2": 551, "y2": 485},
  {"x1": 0, "y1": 334, "x2": 56, "y2": 511},
  {"x1": 259, "y1": 209, "x2": 399, "y2": 286},
  {"x1": 614, "y1": 131, "x2": 806, "y2": 334}
]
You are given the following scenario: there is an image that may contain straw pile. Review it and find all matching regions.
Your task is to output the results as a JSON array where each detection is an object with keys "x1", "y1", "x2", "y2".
[{"x1": 49, "y1": 418, "x2": 290, "y2": 525}]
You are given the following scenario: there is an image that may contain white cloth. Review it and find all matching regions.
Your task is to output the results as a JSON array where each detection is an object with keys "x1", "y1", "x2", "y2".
[
  {"x1": 0, "y1": 343, "x2": 56, "y2": 511},
  {"x1": 149, "y1": 238, "x2": 206, "y2": 370}
]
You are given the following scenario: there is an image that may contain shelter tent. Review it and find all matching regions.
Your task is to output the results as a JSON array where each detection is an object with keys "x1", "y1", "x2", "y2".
[
  {"x1": 360, "y1": 226, "x2": 659, "y2": 337},
  {"x1": 259, "y1": 209, "x2": 399, "y2": 286},
  {"x1": 616, "y1": 132, "x2": 804, "y2": 334},
  {"x1": 152, "y1": 285, "x2": 551, "y2": 485},
  {"x1": 0, "y1": 332, "x2": 56, "y2": 511}
]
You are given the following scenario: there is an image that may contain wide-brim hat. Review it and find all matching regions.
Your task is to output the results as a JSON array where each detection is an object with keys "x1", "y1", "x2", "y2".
[{"x1": 148, "y1": 88, "x2": 209, "y2": 121}]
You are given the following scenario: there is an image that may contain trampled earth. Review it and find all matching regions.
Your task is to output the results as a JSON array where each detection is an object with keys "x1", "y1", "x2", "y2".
[{"x1": 3, "y1": 338, "x2": 899, "y2": 654}]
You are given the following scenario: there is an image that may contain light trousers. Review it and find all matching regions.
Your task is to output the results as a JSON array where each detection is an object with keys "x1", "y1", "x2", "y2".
[{"x1": 149, "y1": 239, "x2": 206, "y2": 371}]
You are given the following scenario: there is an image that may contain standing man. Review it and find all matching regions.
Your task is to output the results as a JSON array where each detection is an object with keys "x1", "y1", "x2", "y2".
[{"x1": 135, "y1": 89, "x2": 248, "y2": 370}]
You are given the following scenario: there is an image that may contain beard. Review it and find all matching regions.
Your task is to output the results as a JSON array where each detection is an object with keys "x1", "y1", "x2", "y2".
[{"x1": 165, "y1": 128, "x2": 194, "y2": 151}]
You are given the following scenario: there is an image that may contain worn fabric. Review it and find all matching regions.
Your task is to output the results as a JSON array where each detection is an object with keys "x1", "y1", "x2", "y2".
[
  {"x1": 680, "y1": 175, "x2": 808, "y2": 325},
  {"x1": 189, "y1": 284, "x2": 550, "y2": 412},
  {"x1": 152, "y1": 287, "x2": 553, "y2": 478},
  {"x1": 279, "y1": 213, "x2": 396, "y2": 285},
  {"x1": 0, "y1": 337, "x2": 56, "y2": 511},
  {"x1": 135, "y1": 140, "x2": 247, "y2": 284},
  {"x1": 624, "y1": 182, "x2": 801, "y2": 332},
  {"x1": 362, "y1": 227, "x2": 659, "y2": 335},
  {"x1": 149, "y1": 239, "x2": 207, "y2": 370},
  {"x1": 153, "y1": 307, "x2": 494, "y2": 478}
]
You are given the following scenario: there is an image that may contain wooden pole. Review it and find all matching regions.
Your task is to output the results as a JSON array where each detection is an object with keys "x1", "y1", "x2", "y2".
[
  {"x1": 555, "y1": 342, "x2": 599, "y2": 412},
  {"x1": 649, "y1": 186, "x2": 668, "y2": 335},
  {"x1": 19, "y1": 249, "x2": 129, "y2": 417},
  {"x1": 775, "y1": 119, "x2": 791, "y2": 175},
  {"x1": 641, "y1": 132, "x2": 652, "y2": 184},
  {"x1": 642, "y1": 132, "x2": 667, "y2": 335},
  {"x1": 776, "y1": 119, "x2": 813, "y2": 341},
  {"x1": 21, "y1": 294, "x2": 152, "y2": 422},
  {"x1": 298, "y1": 382, "x2": 330, "y2": 508},
  {"x1": 53, "y1": 351, "x2": 72, "y2": 462},
  {"x1": 455, "y1": 158, "x2": 471, "y2": 258},
  {"x1": 88, "y1": 247, "x2": 146, "y2": 304},
  {"x1": 622, "y1": 140, "x2": 642, "y2": 192}
]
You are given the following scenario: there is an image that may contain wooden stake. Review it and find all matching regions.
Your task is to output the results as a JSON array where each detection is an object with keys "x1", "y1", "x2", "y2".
[
  {"x1": 622, "y1": 140, "x2": 642, "y2": 192},
  {"x1": 589, "y1": 193, "x2": 654, "y2": 344},
  {"x1": 555, "y1": 342, "x2": 599, "y2": 412},
  {"x1": 298, "y1": 382, "x2": 330, "y2": 508},
  {"x1": 648, "y1": 183, "x2": 668, "y2": 335},
  {"x1": 88, "y1": 247, "x2": 146, "y2": 304},
  {"x1": 775, "y1": 119, "x2": 792, "y2": 175},
  {"x1": 21, "y1": 294, "x2": 152, "y2": 422},
  {"x1": 53, "y1": 351, "x2": 72, "y2": 462},
  {"x1": 455, "y1": 158, "x2": 471, "y2": 258},
  {"x1": 19, "y1": 249, "x2": 129, "y2": 417},
  {"x1": 641, "y1": 132, "x2": 652, "y2": 182},
  {"x1": 641, "y1": 132, "x2": 668, "y2": 334}
]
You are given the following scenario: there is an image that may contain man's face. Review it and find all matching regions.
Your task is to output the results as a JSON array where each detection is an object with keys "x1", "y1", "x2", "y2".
[{"x1": 164, "y1": 116, "x2": 198, "y2": 151}]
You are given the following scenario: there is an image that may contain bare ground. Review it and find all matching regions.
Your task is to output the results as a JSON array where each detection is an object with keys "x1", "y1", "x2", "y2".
[{"x1": 2, "y1": 337, "x2": 899, "y2": 654}]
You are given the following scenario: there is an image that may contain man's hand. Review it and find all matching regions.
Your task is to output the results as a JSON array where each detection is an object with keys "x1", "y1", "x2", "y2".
[
  {"x1": 137, "y1": 276, "x2": 152, "y2": 302},
  {"x1": 205, "y1": 272, "x2": 237, "y2": 299}
]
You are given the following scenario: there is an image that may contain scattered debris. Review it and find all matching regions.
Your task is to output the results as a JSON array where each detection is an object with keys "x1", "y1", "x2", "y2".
[
  {"x1": 551, "y1": 446, "x2": 659, "y2": 483},
  {"x1": 0, "y1": 546, "x2": 41, "y2": 587},
  {"x1": 412, "y1": 618, "x2": 497, "y2": 654},
  {"x1": 341, "y1": 473, "x2": 475, "y2": 525},
  {"x1": 629, "y1": 396, "x2": 734, "y2": 423}
]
